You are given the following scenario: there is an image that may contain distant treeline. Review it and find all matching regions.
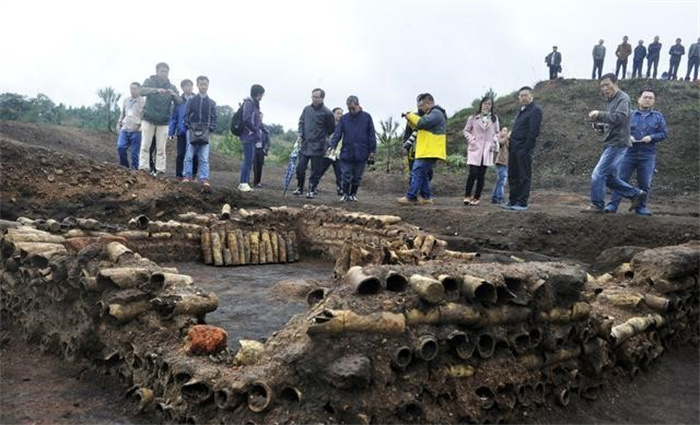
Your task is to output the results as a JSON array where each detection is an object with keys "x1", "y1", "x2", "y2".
[{"x1": 0, "y1": 92, "x2": 292, "y2": 139}]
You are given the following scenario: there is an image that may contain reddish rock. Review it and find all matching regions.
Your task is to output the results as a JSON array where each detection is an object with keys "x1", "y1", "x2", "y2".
[{"x1": 186, "y1": 325, "x2": 228, "y2": 355}]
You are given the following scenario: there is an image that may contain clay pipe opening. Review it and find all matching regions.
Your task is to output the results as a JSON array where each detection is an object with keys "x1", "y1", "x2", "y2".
[
  {"x1": 477, "y1": 332, "x2": 495, "y2": 359},
  {"x1": 136, "y1": 215, "x2": 150, "y2": 230},
  {"x1": 447, "y1": 330, "x2": 476, "y2": 360},
  {"x1": 247, "y1": 381, "x2": 272, "y2": 413},
  {"x1": 438, "y1": 275, "x2": 461, "y2": 300},
  {"x1": 554, "y1": 386, "x2": 570, "y2": 406},
  {"x1": 279, "y1": 386, "x2": 302, "y2": 404},
  {"x1": 475, "y1": 386, "x2": 496, "y2": 410},
  {"x1": 306, "y1": 288, "x2": 326, "y2": 307},
  {"x1": 414, "y1": 334, "x2": 439, "y2": 361},
  {"x1": 346, "y1": 266, "x2": 382, "y2": 295},
  {"x1": 392, "y1": 346, "x2": 413, "y2": 368},
  {"x1": 385, "y1": 270, "x2": 408, "y2": 292},
  {"x1": 461, "y1": 275, "x2": 497, "y2": 304}
]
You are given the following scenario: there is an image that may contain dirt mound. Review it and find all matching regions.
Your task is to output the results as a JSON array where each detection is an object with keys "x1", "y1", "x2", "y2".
[{"x1": 447, "y1": 79, "x2": 700, "y2": 193}]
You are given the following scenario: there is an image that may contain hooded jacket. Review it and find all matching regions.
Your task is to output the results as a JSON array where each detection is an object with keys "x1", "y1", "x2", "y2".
[
  {"x1": 329, "y1": 110, "x2": 376, "y2": 162},
  {"x1": 405, "y1": 105, "x2": 447, "y2": 160},
  {"x1": 140, "y1": 75, "x2": 182, "y2": 125},
  {"x1": 298, "y1": 103, "x2": 336, "y2": 157}
]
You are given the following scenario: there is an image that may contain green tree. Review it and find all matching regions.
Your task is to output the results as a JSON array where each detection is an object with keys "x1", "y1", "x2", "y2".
[
  {"x1": 0, "y1": 93, "x2": 30, "y2": 120},
  {"x1": 97, "y1": 87, "x2": 121, "y2": 133},
  {"x1": 376, "y1": 116, "x2": 400, "y2": 173}
]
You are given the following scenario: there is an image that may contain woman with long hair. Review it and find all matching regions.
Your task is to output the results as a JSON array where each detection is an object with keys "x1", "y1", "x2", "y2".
[{"x1": 462, "y1": 97, "x2": 500, "y2": 205}]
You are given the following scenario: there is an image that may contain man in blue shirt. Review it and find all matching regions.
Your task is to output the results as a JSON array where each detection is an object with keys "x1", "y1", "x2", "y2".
[{"x1": 605, "y1": 89, "x2": 667, "y2": 215}]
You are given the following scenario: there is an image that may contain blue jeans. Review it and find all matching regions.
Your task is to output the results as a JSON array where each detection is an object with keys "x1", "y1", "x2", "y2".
[
  {"x1": 491, "y1": 164, "x2": 508, "y2": 202},
  {"x1": 240, "y1": 140, "x2": 254, "y2": 184},
  {"x1": 607, "y1": 149, "x2": 655, "y2": 212},
  {"x1": 590, "y1": 146, "x2": 639, "y2": 210},
  {"x1": 117, "y1": 130, "x2": 141, "y2": 169},
  {"x1": 406, "y1": 159, "x2": 435, "y2": 200},
  {"x1": 184, "y1": 139, "x2": 210, "y2": 181}
]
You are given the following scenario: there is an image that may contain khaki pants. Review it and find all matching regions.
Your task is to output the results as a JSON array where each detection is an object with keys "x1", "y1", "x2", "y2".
[{"x1": 139, "y1": 121, "x2": 169, "y2": 173}]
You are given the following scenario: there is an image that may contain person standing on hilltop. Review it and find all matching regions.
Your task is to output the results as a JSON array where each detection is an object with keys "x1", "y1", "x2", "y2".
[
  {"x1": 502, "y1": 86, "x2": 542, "y2": 211},
  {"x1": 138, "y1": 62, "x2": 183, "y2": 177},
  {"x1": 462, "y1": 97, "x2": 500, "y2": 206},
  {"x1": 293, "y1": 88, "x2": 336, "y2": 199},
  {"x1": 116, "y1": 82, "x2": 145, "y2": 170},
  {"x1": 615, "y1": 36, "x2": 632, "y2": 79},
  {"x1": 668, "y1": 38, "x2": 685, "y2": 80},
  {"x1": 545, "y1": 46, "x2": 562, "y2": 80},
  {"x1": 646, "y1": 36, "x2": 662, "y2": 78},
  {"x1": 632, "y1": 40, "x2": 647, "y2": 78},
  {"x1": 397, "y1": 93, "x2": 447, "y2": 206},
  {"x1": 169, "y1": 79, "x2": 198, "y2": 181},
  {"x1": 329, "y1": 96, "x2": 376, "y2": 202},
  {"x1": 592, "y1": 39, "x2": 606, "y2": 80},
  {"x1": 585, "y1": 73, "x2": 646, "y2": 213},
  {"x1": 605, "y1": 89, "x2": 667, "y2": 215},
  {"x1": 685, "y1": 37, "x2": 700, "y2": 81}
]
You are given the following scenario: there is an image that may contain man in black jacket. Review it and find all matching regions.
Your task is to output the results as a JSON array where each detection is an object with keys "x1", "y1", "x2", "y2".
[
  {"x1": 545, "y1": 46, "x2": 562, "y2": 80},
  {"x1": 293, "y1": 88, "x2": 336, "y2": 198},
  {"x1": 503, "y1": 86, "x2": 543, "y2": 211}
]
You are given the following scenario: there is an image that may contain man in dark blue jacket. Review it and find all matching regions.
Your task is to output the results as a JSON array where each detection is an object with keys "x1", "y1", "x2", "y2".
[
  {"x1": 329, "y1": 96, "x2": 376, "y2": 202},
  {"x1": 169, "y1": 79, "x2": 197, "y2": 180},
  {"x1": 183, "y1": 76, "x2": 217, "y2": 187},
  {"x1": 646, "y1": 36, "x2": 662, "y2": 78},
  {"x1": 294, "y1": 88, "x2": 336, "y2": 198},
  {"x1": 632, "y1": 40, "x2": 647, "y2": 78},
  {"x1": 668, "y1": 38, "x2": 685, "y2": 80},
  {"x1": 605, "y1": 89, "x2": 666, "y2": 215},
  {"x1": 503, "y1": 87, "x2": 543, "y2": 211}
]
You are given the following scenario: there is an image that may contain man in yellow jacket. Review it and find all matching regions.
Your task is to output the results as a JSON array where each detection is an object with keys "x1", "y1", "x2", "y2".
[{"x1": 397, "y1": 93, "x2": 447, "y2": 205}]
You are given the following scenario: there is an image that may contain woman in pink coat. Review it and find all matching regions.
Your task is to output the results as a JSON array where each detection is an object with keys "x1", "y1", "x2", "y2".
[{"x1": 462, "y1": 97, "x2": 500, "y2": 205}]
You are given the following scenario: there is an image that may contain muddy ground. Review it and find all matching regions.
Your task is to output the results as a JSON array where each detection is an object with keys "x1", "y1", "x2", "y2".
[{"x1": 0, "y1": 120, "x2": 699, "y2": 423}]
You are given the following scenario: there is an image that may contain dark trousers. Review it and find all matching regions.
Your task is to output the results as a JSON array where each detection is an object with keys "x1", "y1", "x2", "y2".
[
  {"x1": 465, "y1": 164, "x2": 488, "y2": 199},
  {"x1": 616, "y1": 59, "x2": 628, "y2": 79},
  {"x1": 253, "y1": 148, "x2": 265, "y2": 186},
  {"x1": 318, "y1": 158, "x2": 342, "y2": 190},
  {"x1": 340, "y1": 160, "x2": 367, "y2": 196},
  {"x1": 507, "y1": 148, "x2": 533, "y2": 207},
  {"x1": 668, "y1": 57, "x2": 681, "y2": 79},
  {"x1": 632, "y1": 59, "x2": 644, "y2": 78},
  {"x1": 592, "y1": 59, "x2": 604, "y2": 79},
  {"x1": 646, "y1": 57, "x2": 659, "y2": 78},
  {"x1": 548, "y1": 66, "x2": 558, "y2": 80},
  {"x1": 176, "y1": 133, "x2": 197, "y2": 178},
  {"x1": 149, "y1": 136, "x2": 156, "y2": 173},
  {"x1": 296, "y1": 153, "x2": 325, "y2": 191},
  {"x1": 685, "y1": 57, "x2": 699, "y2": 81}
]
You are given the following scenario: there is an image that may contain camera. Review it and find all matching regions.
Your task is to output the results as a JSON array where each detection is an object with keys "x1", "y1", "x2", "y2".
[
  {"x1": 591, "y1": 122, "x2": 606, "y2": 134},
  {"x1": 403, "y1": 131, "x2": 417, "y2": 151}
]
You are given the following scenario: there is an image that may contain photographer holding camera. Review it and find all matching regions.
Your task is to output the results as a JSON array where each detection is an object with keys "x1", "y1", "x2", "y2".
[
  {"x1": 328, "y1": 95, "x2": 376, "y2": 202},
  {"x1": 396, "y1": 93, "x2": 447, "y2": 206}
]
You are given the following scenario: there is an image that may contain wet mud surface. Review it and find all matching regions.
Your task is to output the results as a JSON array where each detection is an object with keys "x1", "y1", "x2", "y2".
[{"x1": 169, "y1": 259, "x2": 335, "y2": 350}]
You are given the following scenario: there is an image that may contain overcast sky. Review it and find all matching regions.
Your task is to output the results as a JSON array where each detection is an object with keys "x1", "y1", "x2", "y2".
[{"x1": 1, "y1": 0, "x2": 698, "y2": 130}]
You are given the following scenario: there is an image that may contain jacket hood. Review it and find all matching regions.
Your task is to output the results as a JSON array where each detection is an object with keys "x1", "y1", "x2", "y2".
[{"x1": 430, "y1": 105, "x2": 447, "y2": 118}]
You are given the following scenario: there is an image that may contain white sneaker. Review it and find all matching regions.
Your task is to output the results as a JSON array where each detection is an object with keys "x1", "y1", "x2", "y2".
[{"x1": 238, "y1": 183, "x2": 253, "y2": 192}]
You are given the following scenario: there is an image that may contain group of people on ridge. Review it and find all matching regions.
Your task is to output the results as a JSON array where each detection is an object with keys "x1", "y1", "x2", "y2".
[{"x1": 545, "y1": 36, "x2": 699, "y2": 81}]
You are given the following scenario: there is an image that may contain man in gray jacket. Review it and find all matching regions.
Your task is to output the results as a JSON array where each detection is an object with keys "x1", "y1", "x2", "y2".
[
  {"x1": 293, "y1": 88, "x2": 336, "y2": 198},
  {"x1": 592, "y1": 39, "x2": 606, "y2": 80},
  {"x1": 585, "y1": 73, "x2": 645, "y2": 213}
]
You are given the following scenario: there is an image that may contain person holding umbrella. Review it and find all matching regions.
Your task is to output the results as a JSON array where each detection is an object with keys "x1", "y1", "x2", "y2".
[{"x1": 329, "y1": 96, "x2": 376, "y2": 202}]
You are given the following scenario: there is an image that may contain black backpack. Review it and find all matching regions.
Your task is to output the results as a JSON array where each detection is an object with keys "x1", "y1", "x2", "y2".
[{"x1": 230, "y1": 100, "x2": 246, "y2": 136}]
